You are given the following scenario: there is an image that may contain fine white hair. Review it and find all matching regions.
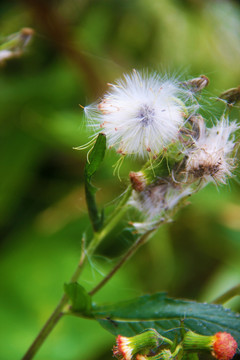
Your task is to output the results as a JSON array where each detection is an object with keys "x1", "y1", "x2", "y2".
[{"x1": 84, "y1": 70, "x2": 196, "y2": 158}]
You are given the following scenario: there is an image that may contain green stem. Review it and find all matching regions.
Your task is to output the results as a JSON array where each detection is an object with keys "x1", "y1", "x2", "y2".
[
  {"x1": 21, "y1": 294, "x2": 67, "y2": 360},
  {"x1": 102, "y1": 185, "x2": 132, "y2": 226},
  {"x1": 87, "y1": 204, "x2": 130, "y2": 255},
  {"x1": 89, "y1": 190, "x2": 191, "y2": 297},
  {"x1": 212, "y1": 283, "x2": 240, "y2": 305},
  {"x1": 89, "y1": 228, "x2": 155, "y2": 296},
  {"x1": 21, "y1": 192, "x2": 131, "y2": 360},
  {"x1": 0, "y1": 36, "x2": 20, "y2": 51}
]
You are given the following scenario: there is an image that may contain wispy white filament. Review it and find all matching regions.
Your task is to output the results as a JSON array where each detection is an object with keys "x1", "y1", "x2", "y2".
[
  {"x1": 130, "y1": 182, "x2": 192, "y2": 221},
  {"x1": 84, "y1": 70, "x2": 196, "y2": 158}
]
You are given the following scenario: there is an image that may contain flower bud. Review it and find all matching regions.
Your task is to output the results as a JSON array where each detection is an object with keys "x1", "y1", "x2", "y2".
[
  {"x1": 113, "y1": 329, "x2": 160, "y2": 360},
  {"x1": 129, "y1": 171, "x2": 146, "y2": 192},
  {"x1": 212, "y1": 332, "x2": 238, "y2": 360},
  {"x1": 219, "y1": 86, "x2": 240, "y2": 106},
  {"x1": 181, "y1": 75, "x2": 209, "y2": 93},
  {"x1": 183, "y1": 331, "x2": 238, "y2": 360}
]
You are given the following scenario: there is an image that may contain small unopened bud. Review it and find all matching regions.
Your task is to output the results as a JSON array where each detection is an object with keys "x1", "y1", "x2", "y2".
[
  {"x1": 183, "y1": 331, "x2": 238, "y2": 360},
  {"x1": 212, "y1": 332, "x2": 238, "y2": 360},
  {"x1": 181, "y1": 75, "x2": 209, "y2": 92},
  {"x1": 113, "y1": 329, "x2": 160, "y2": 360},
  {"x1": 129, "y1": 171, "x2": 146, "y2": 192},
  {"x1": 19, "y1": 28, "x2": 35, "y2": 47},
  {"x1": 219, "y1": 86, "x2": 240, "y2": 106},
  {"x1": 188, "y1": 115, "x2": 206, "y2": 140}
]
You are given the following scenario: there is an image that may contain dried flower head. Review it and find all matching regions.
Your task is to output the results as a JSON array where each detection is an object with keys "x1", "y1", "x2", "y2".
[
  {"x1": 84, "y1": 70, "x2": 196, "y2": 158},
  {"x1": 129, "y1": 171, "x2": 146, "y2": 192},
  {"x1": 219, "y1": 86, "x2": 240, "y2": 106},
  {"x1": 130, "y1": 178, "x2": 192, "y2": 225},
  {"x1": 181, "y1": 75, "x2": 209, "y2": 93},
  {"x1": 185, "y1": 118, "x2": 239, "y2": 184},
  {"x1": 130, "y1": 180, "x2": 170, "y2": 219}
]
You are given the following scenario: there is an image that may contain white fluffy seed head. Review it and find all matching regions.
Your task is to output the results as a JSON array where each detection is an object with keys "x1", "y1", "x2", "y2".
[
  {"x1": 84, "y1": 70, "x2": 197, "y2": 158},
  {"x1": 185, "y1": 118, "x2": 239, "y2": 184}
]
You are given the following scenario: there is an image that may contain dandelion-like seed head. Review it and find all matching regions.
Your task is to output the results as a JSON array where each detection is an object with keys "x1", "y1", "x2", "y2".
[
  {"x1": 185, "y1": 118, "x2": 239, "y2": 184},
  {"x1": 85, "y1": 70, "x2": 196, "y2": 158}
]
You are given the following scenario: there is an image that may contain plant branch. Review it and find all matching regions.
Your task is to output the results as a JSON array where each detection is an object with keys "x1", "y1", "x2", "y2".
[
  {"x1": 21, "y1": 294, "x2": 67, "y2": 360},
  {"x1": 89, "y1": 228, "x2": 155, "y2": 296},
  {"x1": 88, "y1": 194, "x2": 191, "y2": 297},
  {"x1": 212, "y1": 284, "x2": 240, "y2": 305},
  {"x1": 21, "y1": 197, "x2": 130, "y2": 360}
]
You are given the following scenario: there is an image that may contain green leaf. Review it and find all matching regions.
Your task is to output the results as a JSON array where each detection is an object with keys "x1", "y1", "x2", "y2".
[
  {"x1": 93, "y1": 292, "x2": 240, "y2": 347},
  {"x1": 84, "y1": 133, "x2": 106, "y2": 231},
  {"x1": 64, "y1": 282, "x2": 92, "y2": 315}
]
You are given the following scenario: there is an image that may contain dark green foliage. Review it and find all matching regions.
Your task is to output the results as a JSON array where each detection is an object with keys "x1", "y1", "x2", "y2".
[
  {"x1": 84, "y1": 133, "x2": 106, "y2": 231},
  {"x1": 94, "y1": 292, "x2": 240, "y2": 346}
]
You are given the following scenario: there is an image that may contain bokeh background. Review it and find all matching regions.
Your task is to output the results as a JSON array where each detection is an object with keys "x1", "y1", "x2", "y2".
[{"x1": 1, "y1": 0, "x2": 240, "y2": 359}]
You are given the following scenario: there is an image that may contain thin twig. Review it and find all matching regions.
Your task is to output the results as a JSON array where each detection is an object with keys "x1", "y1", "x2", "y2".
[
  {"x1": 212, "y1": 284, "x2": 240, "y2": 305},
  {"x1": 21, "y1": 201, "x2": 131, "y2": 359},
  {"x1": 89, "y1": 228, "x2": 155, "y2": 296},
  {"x1": 21, "y1": 295, "x2": 67, "y2": 360}
]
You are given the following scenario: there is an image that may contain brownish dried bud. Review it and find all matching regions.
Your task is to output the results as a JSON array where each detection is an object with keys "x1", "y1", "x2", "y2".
[
  {"x1": 129, "y1": 171, "x2": 146, "y2": 192},
  {"x1": 219, "y1": 86, "x2": 240, "y2": 106},
  {"x1": 181, "y1": 75, "x2": 209, "y2": 92},
  {"x1": 188, "y1": 115, "x2": 206, "y2": 140}
]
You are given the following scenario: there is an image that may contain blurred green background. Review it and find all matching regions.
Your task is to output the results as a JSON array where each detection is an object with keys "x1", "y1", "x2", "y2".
[{"x1": 1, "y1": 0, "x2": 240, "y2": 359}]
